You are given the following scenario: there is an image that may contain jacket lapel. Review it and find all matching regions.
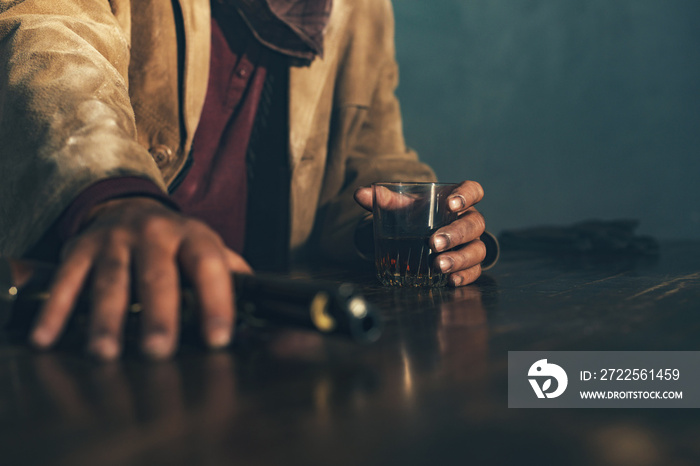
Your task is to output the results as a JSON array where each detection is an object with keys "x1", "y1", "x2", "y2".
[
  {"x1": 288, "y1": 0, "x2": 350, "y2": 170},
  {"x1": 177, "y1": 0, "x2": 211, "y2": 155}
]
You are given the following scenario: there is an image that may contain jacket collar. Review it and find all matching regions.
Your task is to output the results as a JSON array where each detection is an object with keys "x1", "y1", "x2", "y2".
[{"x1": 223, "y1": 0, "x2": 332, "y2": 61}]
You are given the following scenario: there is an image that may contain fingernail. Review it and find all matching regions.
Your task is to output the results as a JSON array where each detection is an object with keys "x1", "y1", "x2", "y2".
[
  {"x1": 143, "y1": 334, "x2": 171, "y2": 359},
  {"x1": 31, "y1": 327, "x2": 53, "y2": 348},
  {"x1": 448, "y1": 195, "x2": 466, "y2": 211},
  {"x1": 433, "y1": 234, "x2": 449, "y2": 252},
  {"x1": 438, "y1": 257, "x2": 454, "y2": 273},
  {"x1": 207, "y1": 321, "x2": 231, "y2": 348},
  {"x1": 89, "y1": 336, "x2": 120, "y2": 360},
  {"x1": 452, "y1": 275, "x2": 463, "y2": 287}
]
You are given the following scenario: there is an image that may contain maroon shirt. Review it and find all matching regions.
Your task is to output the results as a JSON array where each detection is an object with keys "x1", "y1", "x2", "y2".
[{"x1": 170, "y1": 12, "x2": 269, "y2": 254}]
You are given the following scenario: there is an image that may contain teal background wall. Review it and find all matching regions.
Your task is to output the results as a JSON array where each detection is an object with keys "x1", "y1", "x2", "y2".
[{"x1": 393, "y1": 0, "x2": 700, "y2": 239}]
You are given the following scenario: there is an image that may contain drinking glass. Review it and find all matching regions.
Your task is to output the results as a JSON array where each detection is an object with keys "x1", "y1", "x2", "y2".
[{"x1": 372, "y1": 182, "x2": 458, "y2": 287}]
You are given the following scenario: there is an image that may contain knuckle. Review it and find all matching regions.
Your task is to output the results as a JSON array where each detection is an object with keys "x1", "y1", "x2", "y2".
[
  {"x1": 472, "y1": 182, "x2": 485, "y2": 201},
  {"x1": 96, "y1": 256, "x2": 129, "y2": 274},
  {"x1": 448, "y1": 216, "x2": 480, "y2": 247},
  {"x1": 469, "y1": 263, "x2": 483, "y2": 282},
  {"x1": 471, "y1": 211, "x2": 486, "y2": 235},
  {"x1": 140, "y1": 216, "x2": 177, "y2": 238},
  {"x1": 473, "y1": 240, "x2": 488, "y2": 263},
  {"x1": 183, "y1": 217, "x2": 210, "y2": 234},
  {"x1": 61, "y1": 233, "x2": 100, "y2": 261},
  {"x1": 91, "y1": 275, "x2": 124, "y2": 297},
  {"x1": 102, "y1": 228, "x2": 131, "y2": 247},
  {"x1": 139, "y1": 267, "x2": 173, "y2": 290},
  {"x1": 450, "y1": 264, "x2": 482, "y2": 287},
  {"x1": 453, "y1": 227, "x2": 468, "y2": 246},
  {"x1": 91, "y1": 257, "x2": 129, "y2": 292},
  {"x1": 463, "y1": 264, "x2": 483, "y2": 285},
  {"x1": 191, "y1": 253, "x2": 226, "y2": 278},
  {"x1": 184, "y1": 219, "x2": 226, "y2": 246}
]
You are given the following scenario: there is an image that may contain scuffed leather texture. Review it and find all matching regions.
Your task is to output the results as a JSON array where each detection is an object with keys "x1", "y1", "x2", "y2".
[
  {"x1": 0, "y1": 0, "x2": 165, "y2": 255},
  {"x1": 0, "y1": 0, "x2": 436, "y2": 264}
]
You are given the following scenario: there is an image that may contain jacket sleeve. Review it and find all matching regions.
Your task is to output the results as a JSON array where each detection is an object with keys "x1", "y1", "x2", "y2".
[
  {"x1": 316, "y1": 0, "x2": 436, "y2": 264},
  {"x1": 0, "y1": 0, "x2": 166, "y2": 256}
]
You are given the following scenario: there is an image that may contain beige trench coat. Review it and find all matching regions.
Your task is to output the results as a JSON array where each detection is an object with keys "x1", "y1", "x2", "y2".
[{"x1": 0, "y1": 0, "x2": 436, "y2": 262}]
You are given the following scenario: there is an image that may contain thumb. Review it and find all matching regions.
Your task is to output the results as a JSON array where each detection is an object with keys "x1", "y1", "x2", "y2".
[
  {"x1": 353, "y1": 186, "x2": 373, "y2": 212},
  {"x1": 223, "y1": 249, "x2": 253, "y2": 274}
]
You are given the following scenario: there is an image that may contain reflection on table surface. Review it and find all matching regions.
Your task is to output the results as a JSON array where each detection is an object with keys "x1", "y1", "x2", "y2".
[{"x1": 1, "y1": 241, "x2": 699, "y2": 465}]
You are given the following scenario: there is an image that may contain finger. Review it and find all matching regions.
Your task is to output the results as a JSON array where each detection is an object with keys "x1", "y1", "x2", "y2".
[
  {"x1": 179, "y1": 236, "x2": 235, "y2": 350},
  {"x1": 448, "y1": 263, "x2": 482, "y2": 287},
  {"x1": 430, "y1": 208, "x2": 486, "y2": 252},
  {"x1": 373, "y1": 185, "x2": 416, "y2": 210},
  {"x1": 354, "y1": 185, "x2": 418, "y2": 212},
  {"x1": 434, "y1": 239, "x2": 487, "y2": 275},
  {"x1": 134, "y1": 242, "x2": 181, "y2": 360},
  {"x1": 447, "y1": 181, "x2": 485, "y2": 213},
  {"x1": 223, "y1": 248, "x2": 253, "y2": 274},
  {"x1": 31, "y1": 245, "x2": 96, "y2": 348},
  {"x1": 87, "y1": 244, "x2": 131, "y2": 360},
  {"x1": 353, "y1": 187, "x2": 373, "y2": 211}
]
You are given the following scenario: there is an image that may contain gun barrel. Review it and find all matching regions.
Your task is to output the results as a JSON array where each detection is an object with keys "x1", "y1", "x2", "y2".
[
  {"x1": 3, "y1": 264, "x2": 382, "y2": 344},
  {"x1": 233, "y1": 273, "x2": 382, "y2": 343}
]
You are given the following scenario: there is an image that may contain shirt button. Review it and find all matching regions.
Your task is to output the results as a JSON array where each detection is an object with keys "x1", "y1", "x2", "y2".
[
  {"x1": 237, "y1": 68, "x2": 248, "y2": 78},
  {"x1": 149, "y1": 144, "x2": 173, "y2": 168}
]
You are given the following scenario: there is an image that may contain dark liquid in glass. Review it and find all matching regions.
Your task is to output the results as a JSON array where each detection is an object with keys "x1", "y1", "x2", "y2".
[{"x1": 375, "y1": 236, "x2": 447, "y2": 287}]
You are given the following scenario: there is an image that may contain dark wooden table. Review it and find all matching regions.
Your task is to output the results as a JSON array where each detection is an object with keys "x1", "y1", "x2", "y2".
[{"x1": 1, "y1": 242, "x2": 699, "y2": 465}]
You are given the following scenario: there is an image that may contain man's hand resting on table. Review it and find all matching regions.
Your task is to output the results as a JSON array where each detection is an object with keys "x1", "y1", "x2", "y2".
[
  {"x1": 30, "y1": 198, "x2": 251, "y2": 361},
  {"x1": 354, "y1": 180, "x2": 487, "y2": 287}
]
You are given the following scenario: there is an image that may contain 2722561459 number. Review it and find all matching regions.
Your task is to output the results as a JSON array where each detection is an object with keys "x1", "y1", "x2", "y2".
[{"x1": 598, "y1": 369, "x2": 680, "y2": 381}]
